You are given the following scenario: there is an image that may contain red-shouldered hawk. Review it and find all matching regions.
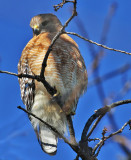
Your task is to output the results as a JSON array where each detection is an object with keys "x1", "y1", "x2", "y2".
[{"x1": 18, "y1": 14, "x2": 87, "y2": 155}]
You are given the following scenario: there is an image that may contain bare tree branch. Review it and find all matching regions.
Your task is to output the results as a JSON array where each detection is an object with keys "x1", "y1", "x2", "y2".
[
  {"x1": 0, "y1": 70, "x2": 18, "y2": 77},
  {"x1": 74, "y1": 15, "x2": 96, "y2": 57},
  {"x1": 91, "y1": 2, "x2": 117, "y2": 73},
  {"x1": 54, "y1": 0, "x2": 74, "y2": 11},
  {"x1": 15, "y1": 100, "x2": 131, "y2": 159},
  {"x1": 0, "y1": 70, "x2": 57, "y2": 96},
  {"x1": 39, "y1": 0, "x2": 77, "y2": 96},
  {"x1": 17, "y1": 106, "x2": 89, "y2": 159},
  {"x1": 17, "y1": 106, "x2": 73, "y2": 145},
  {"x1": 0, "y1": 1, "x2": 78, "y2": 98},
  {"x1": 65, "y1": 32, "x2": 131, "y2": 56},
  {"x1": 88, "y1": 64, "x2": 131, "y2": 87},
  {"x1": 40, "y1": 0, "x2": 77, "y2": 77},
  {"x1": 93, "y1": 120, "x2": 131, "y2": 156},
  {"x1": 86, "y1": 116, "x2": 103, "y2": 139},
  {"x1": 0, "y1": 1, "x2": 131, "y2": 159},
  {"x1": 81, "y1": 99, "x2": 131, "y2": 142}
]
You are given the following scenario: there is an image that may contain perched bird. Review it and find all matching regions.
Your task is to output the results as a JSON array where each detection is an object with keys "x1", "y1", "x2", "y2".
[{"x1": 18, "y1": 13, "x2": 87, "y2": 155}]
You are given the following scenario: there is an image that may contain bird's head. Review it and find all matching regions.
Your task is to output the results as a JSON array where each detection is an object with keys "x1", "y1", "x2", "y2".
[{"x1": 30, "y1": 14, "x2": 62, "y2": 36}]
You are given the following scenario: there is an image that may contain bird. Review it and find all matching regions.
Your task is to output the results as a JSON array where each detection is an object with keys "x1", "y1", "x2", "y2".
[{"x1": 18, "y1": 13, "x2": 87, "y2": 155}]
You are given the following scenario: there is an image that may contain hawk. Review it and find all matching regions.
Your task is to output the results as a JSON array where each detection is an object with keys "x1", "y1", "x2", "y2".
[{"x1": 18, "y1": 14, "x2": 87, "y2": 155}]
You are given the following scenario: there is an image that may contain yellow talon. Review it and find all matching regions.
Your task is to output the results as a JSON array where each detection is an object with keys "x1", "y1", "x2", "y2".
[{"x1": 53, "y1": 91, "x2": 60, "y2": 97}]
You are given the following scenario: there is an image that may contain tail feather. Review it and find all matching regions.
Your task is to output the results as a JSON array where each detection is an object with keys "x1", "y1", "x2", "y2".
[
  {"x1": 38, "y1": 125, "x2": 58, "y2": 155},
  {"x1": 31, "y1": 94, "x2": 67, "y2": 155}
]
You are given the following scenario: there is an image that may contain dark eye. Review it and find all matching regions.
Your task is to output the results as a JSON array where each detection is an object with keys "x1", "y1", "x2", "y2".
[{"x1": 42, "y1": 20, "x2": 48, "y2": 26}]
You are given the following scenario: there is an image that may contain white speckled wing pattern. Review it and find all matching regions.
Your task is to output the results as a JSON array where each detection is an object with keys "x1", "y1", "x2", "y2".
[
  {"x1": 18, "y1": 57, "x2": 35, "y2": 113},
  {"x1": 18, "y1": 32, "x2": 87, "y2": 155}
]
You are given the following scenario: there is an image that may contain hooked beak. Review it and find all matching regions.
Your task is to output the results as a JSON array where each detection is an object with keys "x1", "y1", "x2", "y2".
[{"x1": 33, "y1": 25, "x2": 40, "y2": 35}]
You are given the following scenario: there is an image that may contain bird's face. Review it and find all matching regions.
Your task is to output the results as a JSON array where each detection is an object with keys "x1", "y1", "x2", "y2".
[
  {"x1": 31, "y1": 24, "x2": 40, "y2": 36},
  {"x1": 30, "y1": 14, "x2": 62, "y2": 36}
]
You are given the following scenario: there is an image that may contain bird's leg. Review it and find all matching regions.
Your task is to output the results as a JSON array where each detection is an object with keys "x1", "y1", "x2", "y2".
[{"x1": 66, "y1": 115, "x2": 77, "y2": 145}]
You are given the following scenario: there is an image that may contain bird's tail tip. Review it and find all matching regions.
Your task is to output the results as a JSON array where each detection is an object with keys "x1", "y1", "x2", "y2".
[
  {"x1": 41, "y1": 142, "x2": 57, "y2": 155},
  {"x1": 39, "y1": 126, "x2": 58, "y2": 155}
]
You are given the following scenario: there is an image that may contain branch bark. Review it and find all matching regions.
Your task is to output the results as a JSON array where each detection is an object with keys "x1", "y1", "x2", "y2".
[
  {"x1": 18, "y1": 98, "x2": 131, "y2": 160},
  {"x1": 93, "y1": 120, "x2": 131, "y2": 156},
  {"x1": 81, "y1": 99, "x2": 131, "y2": 142},
  {"x1": 65, "y1": 32, "x2": 131, "y2": 56}
]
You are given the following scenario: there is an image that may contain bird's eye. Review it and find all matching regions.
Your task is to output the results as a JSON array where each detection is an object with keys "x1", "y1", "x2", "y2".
[{"x1": 42, "y1": 20, "x2": 48, "y2": 26}]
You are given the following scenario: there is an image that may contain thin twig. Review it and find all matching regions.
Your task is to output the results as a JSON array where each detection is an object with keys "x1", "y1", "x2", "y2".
[
  {"x1": 0, "y1": 1, "x2": 78, "y2": 98},
  {"x1": 93, "y1": 120, "x2": 131, "y2": 156},
  {"x1": 0, "y1": 70, "x2": 56, "y2": 96},
  {"x1": 88, "y1": 64, "x2": 131, "y2": 87},
  {"x1": 74, "y1": 154, "x2": 79, "y2": 160},
  {"x1": 0, "y1": 70, "x2": 40, "y2": 80},
  {"x1": 74, "y1": 15, "x2": 96, "y2": 57},
  {"x1": 54, "y1": 0, "x2": 74, "y2": 11},
  {"x1": 88, "y1": 138, "x2": 101, "y2": 142},
  {"x1": 40, "y1": 0, "x2": 77, "y2": 77},
  {"x1": 105, "y1": 120, "x2": 131, "y2": 139},
  {"x1": 65, "y1": 32, "x2": 131, "y2": 56},
  {"x1": 17, "y1": 106, "x2": 71, "y2": 144},
  {"x1": 91, "y1": 2, "x2": 117, "y2": 72},
  {"x1": 39, "y1": 0, "x2": 77, "y2": 95},
  {"x1": 94, "y1": 127, "x2": 108, "y2": 154},
  {"x1": 17, "y1": 106, "x2": 84, "y2": 158},
  {"x1": 0, "y1": 70, "x2": 18, "y2": 77},
  {"x1": 81, "y1": 99, "x2": 131, "y2": 142},
  {"x1": 92, "y1": 140, "x2": 103, "y2": 156},
  {"x1": 99, "y1": 2, "x2": 117, "y2": 45},
  {"x1": 87, "y1": 115, "x2": 103, "y2": 139},
  {"x1": 113, "y1": 135, "x2": 131, "y2": 155},
  {"x1": 114, "y1": 80, "x2": 131, "y2": 101}
]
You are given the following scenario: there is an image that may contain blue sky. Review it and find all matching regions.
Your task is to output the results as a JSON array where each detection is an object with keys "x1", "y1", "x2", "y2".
[{"x1": 0, "y1": 0, "x2": 131, "y2": 160}]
